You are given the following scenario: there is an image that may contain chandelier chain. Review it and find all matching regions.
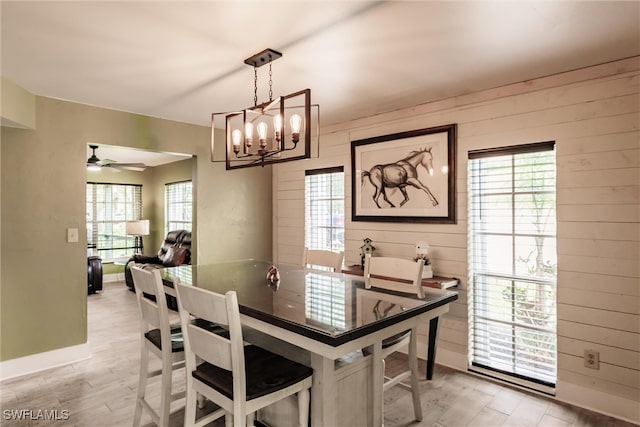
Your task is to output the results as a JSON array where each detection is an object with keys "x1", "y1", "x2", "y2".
[
  {"x1": 268, "y1": 62, "x2": 273, "y2": 101},
  {"x1": 253, "y1": 67, "x2": 258, "y2": 107}
]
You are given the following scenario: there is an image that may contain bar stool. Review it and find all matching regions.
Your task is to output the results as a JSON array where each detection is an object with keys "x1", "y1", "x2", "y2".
[
  {"x1": 175, "y1": 283, "x2": 313, "y2": 427},
  {"x1": 131, "y1": 265, "x2": 185, "y2": 427},
  {"x1": 302, "y1": 247, "x2": 344, "y2": 271},
  {"x1": 364, "y1": 254, "x2": 425, "y2": 422}
]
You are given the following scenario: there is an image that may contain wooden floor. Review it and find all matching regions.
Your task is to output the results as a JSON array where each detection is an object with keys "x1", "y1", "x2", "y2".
[{"x1": 1, "y1": 281, "x2": 636, "y2": 427}]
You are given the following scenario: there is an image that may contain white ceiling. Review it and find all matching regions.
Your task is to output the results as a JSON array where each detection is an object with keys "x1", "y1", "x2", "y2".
[{"x1": 2, "y1": 1, "x2": 639, "y2": 132}]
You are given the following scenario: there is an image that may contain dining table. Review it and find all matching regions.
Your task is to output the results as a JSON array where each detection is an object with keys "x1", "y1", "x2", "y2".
[{"x1": 161, "y1": 259, "x2": 458, "y2": 427}]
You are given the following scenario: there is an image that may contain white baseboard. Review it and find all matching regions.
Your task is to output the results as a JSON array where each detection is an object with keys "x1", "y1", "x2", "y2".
[
  {"x1": 0, "y1": 342, "x2": 91, "y2": 382},
  {"x1": 556, "y1": 381, "x2": 640, "y2": 425},
  {"x1": 104, "y1": 273, "x2": 124, "y2": 283}
]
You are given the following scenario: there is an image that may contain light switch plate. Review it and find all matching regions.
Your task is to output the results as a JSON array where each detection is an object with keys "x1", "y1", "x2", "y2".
[{"x1": 67, "y1": 228, "x2": 78, "y2": 243}]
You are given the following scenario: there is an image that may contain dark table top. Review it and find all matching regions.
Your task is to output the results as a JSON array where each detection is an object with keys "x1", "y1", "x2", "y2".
[{"x1": 161, "y1": 260, "x2": 458, "y2": 347}]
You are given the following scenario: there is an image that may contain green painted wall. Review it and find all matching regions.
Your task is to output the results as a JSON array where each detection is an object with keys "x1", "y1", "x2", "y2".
[{"x1": 0, "y1": 96, "x2": 272, "y2": 361}]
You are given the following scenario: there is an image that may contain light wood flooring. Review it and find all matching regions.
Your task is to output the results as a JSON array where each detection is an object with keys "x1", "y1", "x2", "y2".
[{"x1": 1, "y1": 281, "x2": 637, "y2": 427}]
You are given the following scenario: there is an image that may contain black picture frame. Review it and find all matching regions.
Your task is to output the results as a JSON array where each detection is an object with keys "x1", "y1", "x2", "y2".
[{"x1": 351, "y1": 124, "x2": 457, "y2": 223}]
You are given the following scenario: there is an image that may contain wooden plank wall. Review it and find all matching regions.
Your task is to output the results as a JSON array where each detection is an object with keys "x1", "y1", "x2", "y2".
[{"x1": 272, "y1": 57, "x2": 640, "y2": 422}]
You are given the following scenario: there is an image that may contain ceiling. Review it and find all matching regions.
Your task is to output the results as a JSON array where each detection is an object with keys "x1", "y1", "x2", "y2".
[{"x1": 2, "y1": 1, "x2": 639, "y2": 132}]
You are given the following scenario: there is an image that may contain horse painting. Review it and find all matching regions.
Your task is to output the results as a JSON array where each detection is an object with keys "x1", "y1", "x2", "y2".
[{"x1": 361, "y1": 147, "x2": 439, "y2": 208}]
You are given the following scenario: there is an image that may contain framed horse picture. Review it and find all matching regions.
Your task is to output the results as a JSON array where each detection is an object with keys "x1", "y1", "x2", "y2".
[{"x1": 351, "y1": 124, "x2": 457, "y2": 223}]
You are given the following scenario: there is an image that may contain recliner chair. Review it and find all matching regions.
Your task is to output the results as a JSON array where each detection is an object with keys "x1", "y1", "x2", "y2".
[{"x1": 124, "y1": 229, "x2": 192, "y2": 292}]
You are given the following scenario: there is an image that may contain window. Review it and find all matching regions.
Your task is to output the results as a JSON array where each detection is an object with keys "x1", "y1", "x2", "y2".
[
  {"x1": 468, "y1": 142, "x2": 557, "y2": 391},
  {"x1": 86, "y1": 183, "x2": 142, "y2": 260},
  {"x1": 305, "y1": 167, "x2": 345, "y2": 252},
  {"x1": 165, "y1": 181, "x2": 192, "y2": 234}
]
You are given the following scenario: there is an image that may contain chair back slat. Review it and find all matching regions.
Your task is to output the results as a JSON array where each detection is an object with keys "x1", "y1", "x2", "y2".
[
  {"x1": 176, "y1": 284, "x2": 229, "y2": 326},
  {"x1": 131, "y1": 265, "x2": 171, "y2": 330},
  {"x1": 186, "y1": 323, "x2": 233, "y2": 370},
  {"x1": 131, "y1": 266, "x2": 158, "y2": 295},
  {"x1": 364, "y1": 254, "x2": 425, "y2": 298},
  {"x1": 139, "y1": 297, "x2": 161, "y2": 329},
  {"x1": 303, "y1": 247, "x2": 344, "y2": 272},
  {"x1": 176, "y1": 284, "x2": 243, "y2": 376}
]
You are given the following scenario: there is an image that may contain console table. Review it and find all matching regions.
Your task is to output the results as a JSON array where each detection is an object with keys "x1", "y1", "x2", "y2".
[{"x1": 341, "y1": 264, "x2": 459, "y2": 289}]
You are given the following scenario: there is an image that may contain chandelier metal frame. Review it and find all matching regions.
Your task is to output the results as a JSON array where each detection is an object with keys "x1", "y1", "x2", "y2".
[{"x1": 211, "y1": 48, "x2": 318, "y2": 170}]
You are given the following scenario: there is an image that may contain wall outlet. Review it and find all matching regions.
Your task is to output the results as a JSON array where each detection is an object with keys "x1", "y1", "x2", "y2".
[
  {"x1": 584, "y1": 349, "x2": 600, "y2": 370},
  {"x1": 67, "y1": 228, "x2": 78, "y2": 243}
]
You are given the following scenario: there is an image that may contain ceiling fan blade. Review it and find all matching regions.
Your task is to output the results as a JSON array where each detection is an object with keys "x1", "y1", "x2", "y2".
[
  {"x1": 89, "y1": 147, "x2": 146, "y2": 172},
  {"x1": 103, "y1": 163, "x2": 147, "y2": 172}
]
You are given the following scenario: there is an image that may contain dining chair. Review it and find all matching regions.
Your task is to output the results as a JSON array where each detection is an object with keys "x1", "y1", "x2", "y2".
[
  {"x1": 175, "y1": 283, "x2": 313, "y2": 427},
  {"x1": 363, "y1": 254, "x2": 425, "y2": 422},
  {"x1": 131, "y1": 265, "x2": 186, "y2": 427},
  {"x1": 302, "y1": 247, "x2": 344, "y2": 272}
]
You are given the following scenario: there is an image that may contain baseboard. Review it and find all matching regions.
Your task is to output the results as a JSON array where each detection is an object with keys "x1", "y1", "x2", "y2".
[
  {"x1": 556, "y1": 380, "x2": 640, "y2": 425},
  {"x1": 0, "y1": 342, "x2": 91, "y2": 382},
  {"x1": 104, "y1": 273, "x2": 124, "y2": 283},
  {"x1": 434, "y1": 346, "x2": 468, "y2": 371},
  {"x1": 415, "y1": 341, "x2": 468, "y2": 371}
]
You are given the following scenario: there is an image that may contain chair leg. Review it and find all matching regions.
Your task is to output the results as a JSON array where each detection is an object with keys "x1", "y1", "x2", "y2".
[
  {"x1": 159, "y1": 351, "x2": 173, "y2": 427},
  {"x1": 197, "y1": 392, "x2": 205, "y2": 409},
  {"x1": 298, "y1": 389, "x2": 310, "y2": 427},
  {"x1": 133, "y1": 344, "x2": 149, "y2": 427},
  {"x1": 183, "y1": 376, "x2": 197, "y2": 427},
  {"x1": 408, "y1": 330, "x2": 423, "y2": 421},
  {"x1": 380, "y1": 357, "x2": 386, "y2": 422},
  {"x1": 224, "y1": 412, "x2": 233, "y2": 427}
]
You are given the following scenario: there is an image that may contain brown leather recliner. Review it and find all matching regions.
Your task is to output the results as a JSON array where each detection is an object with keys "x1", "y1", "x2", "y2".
[{"x1": 124, "y1": 229, "x2": 191, "y2": 292}]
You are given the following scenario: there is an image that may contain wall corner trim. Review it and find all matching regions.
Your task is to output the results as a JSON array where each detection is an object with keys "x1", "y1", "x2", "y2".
[
  {"x1": 0, "y1": 342, "x2": 91, "y2": 382},
  {"x1": 1, "y1": 77, "x2": 36, "y2": 129}
]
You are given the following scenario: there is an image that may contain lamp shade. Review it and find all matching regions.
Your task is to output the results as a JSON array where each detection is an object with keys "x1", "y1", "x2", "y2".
[{"x1": 126, "y1": 220, "x2": 149, "y2": 236}]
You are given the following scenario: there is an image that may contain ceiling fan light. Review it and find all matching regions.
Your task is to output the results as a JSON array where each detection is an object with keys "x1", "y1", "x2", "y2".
[{"x1": 87, "y1": 164, "x2": 101, "y2": 171}]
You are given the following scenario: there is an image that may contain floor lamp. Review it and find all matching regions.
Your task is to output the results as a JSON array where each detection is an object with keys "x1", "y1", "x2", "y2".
[{"x1": 126, "y1": 220, "x2": 150, "y2": 254}]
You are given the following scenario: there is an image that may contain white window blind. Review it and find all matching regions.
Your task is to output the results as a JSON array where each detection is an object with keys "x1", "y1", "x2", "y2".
[
  {"x1": 305, "y1": 167, "x2": 345, "y2": 252},
  {"x1": 165, "y1": 181, "x2": 192, "y2": 234},
  {"x1": 86, "y1": 183, "x2": 142, "y2": 260},
  {"x1": 468, "y1": 142, "x2": 557, "y2": 391}
]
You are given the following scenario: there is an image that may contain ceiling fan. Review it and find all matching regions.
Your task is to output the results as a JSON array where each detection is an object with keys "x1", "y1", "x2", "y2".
[{"x1": 86, "y1": 144, "x2": 147, "y2": 172}]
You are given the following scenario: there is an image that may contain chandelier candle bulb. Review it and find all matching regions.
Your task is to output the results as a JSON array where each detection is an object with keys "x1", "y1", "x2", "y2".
[
  {"x1": 274, "y1": 114, "x2": 282, "y2": 142},
  {"x1": 232, "y1": 129, "x2": 242, "y2": 154},
  {"x1": 244, "y1": 122, "x2": 253, "y2": 148},
  {"x1": 290, "y1": 114, "x2": 302, "y2": 143},
  {"x1": 257, "y1": 122, "x2": 268, "y2": 149}
]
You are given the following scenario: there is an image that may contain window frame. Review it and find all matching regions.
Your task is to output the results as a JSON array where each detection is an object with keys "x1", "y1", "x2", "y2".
[
  {"x1": 164, "y1": 180, "x2": 193, "y2": 235},
  {"x1": 86, "y1": 182, "x2": 142, "y2": 261},
  {"x1": 305, "y1": 166, "x2": 345, "y2": 254},
  {"x1": 468, "y1": 141, "x2": 557, "y2": 393}
]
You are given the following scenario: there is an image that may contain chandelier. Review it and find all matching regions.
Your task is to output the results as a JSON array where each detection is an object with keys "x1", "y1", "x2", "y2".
[{"x1": 211, "y1": 48, "x2": 318, "y2": 169}]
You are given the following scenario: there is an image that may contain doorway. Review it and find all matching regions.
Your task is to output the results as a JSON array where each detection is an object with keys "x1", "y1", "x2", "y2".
[{"x1": 85, "y1": 143, "x2": 196, "y2": 286}]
